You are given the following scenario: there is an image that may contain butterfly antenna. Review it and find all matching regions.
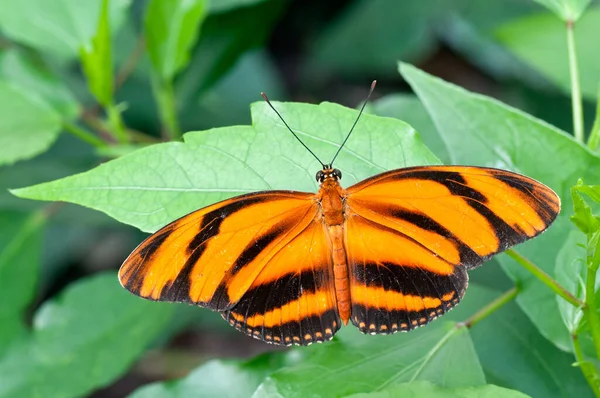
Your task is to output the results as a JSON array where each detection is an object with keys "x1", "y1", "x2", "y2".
[
  {"x1": 261, "y1": 92, "x2": 325, "y2": 168},
  {"x1": 330, "y1": 80, "x2": 377, "y2": 166}
]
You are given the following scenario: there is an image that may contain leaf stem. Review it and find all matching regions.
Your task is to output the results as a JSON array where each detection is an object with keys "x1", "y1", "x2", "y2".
[
  {"x1": 588, "y1": 84, "x2": 600, "y2": 151},
  {"x1": 152, "y1": 74, "x2": 181, "y2": 140},
  {"x1": 62, "y1": 121, "x2": 107, "y2": 148},
  {"x1": 572, "y1": 333, "x2": 600, "y2": 397},
  {"x1": 566, "y1": 19, "x2": 584, "y2": 142},
  {"x1": 106, "y1": 103, "x2": 128, "y2": 143},
  {"x1": 460, "y1": 286, "x2": 518, "y2": 329},
  {"x1": 506, "y1": 249, "x2": 583, "y2": 307},
  {"x1": 584, "y1": 266, "x2": 600, "y2": 359}
]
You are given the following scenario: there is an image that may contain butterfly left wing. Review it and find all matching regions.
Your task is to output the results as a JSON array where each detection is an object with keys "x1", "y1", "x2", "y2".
[
  {"x1": 119, "y1": 190, "x2": 340, "y2": 346},
  {"x1": 343, "y1": 166, "x2": 560, "y2": 334}
]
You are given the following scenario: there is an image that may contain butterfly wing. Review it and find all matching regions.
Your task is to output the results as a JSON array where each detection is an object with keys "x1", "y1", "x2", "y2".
[
  {"x1": 119, "y1": 191, "x2": 340, "y2": 345},
  {"x1": 344, "y1": 166, "x2": 560, "y2": 334}
]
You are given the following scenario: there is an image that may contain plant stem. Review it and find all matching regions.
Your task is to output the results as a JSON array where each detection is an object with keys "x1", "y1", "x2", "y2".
[
  {"x1": 62, "y1": 121, "x2": 106, "y2": 148},
  {"x1": 566, "y1": 19, "x2": 584, "y2": 143},
  {"x1": 572, "y1": 333, "x2": 600, "y2": 397},
  {"x1": 152, "y1": 74, "x2": 181, "y2": 140},
  {"x1": 506, "y1": 249, "x2": 583, "y2": 307},
  {"x1": 461, "y1": 286, "x2": 518, "y2": 329},
  {"x1": 106, "y1": 102, "x2": 128, "y2": 143},
  {"x1": 588, "y1": 84, "x2": 600, "y2": 151},
  {"x1": 584, "y1": 266, "x2": 600, "y2": 359}
]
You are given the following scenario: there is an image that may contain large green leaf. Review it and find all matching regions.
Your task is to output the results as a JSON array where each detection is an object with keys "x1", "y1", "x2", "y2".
[
  {"x1": 254, "y1": 323, "x2": 484, "y2": 397},
  {"x1": 369, "y1": 94, "x2": 450, "y2": 164},
  {"x1": 0, "y1": 211, "x2": 43, "y2": 353},
  {"x1": 0, "y1": 273, "x2": 175, "y2": 398},
  {"x1": 495, "y1": 7, "x2": 600, "y2": 101},
  {"x1": 400, "y1": 62, "x2": 600, "y2": 353},
  {"x1": 145, "y1": 0, "x2": 208, "y2": 81},
  {"x1": 0, "y1": 49, "x2": 80, "y2": 119},
  {"x1": 0, "y1": 82, "x2": 62, "y2": 166},
  {"x1": 130, "y1": 354, "x2": 283, "y2": 398},
  {"x1": 0, "y1": 0, "x2": 131, "y2": 58},
  {"x1": 531, "y1": 0, "x2": 592, "y2": 21},
  {"x1": 345, "y1": 381, "x2": 530, "y2": 398},
  {"x1": 11, "y1": 101, "x2": 439, "y2": 232}
]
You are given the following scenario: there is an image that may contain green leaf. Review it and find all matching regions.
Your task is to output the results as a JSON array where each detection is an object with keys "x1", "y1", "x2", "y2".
[
  {"x1": 11, "y1": 102, "x2": 439, "y2": 232},
  {"x1": 80, "y1": 0, "x2": 114, "y2": 106},
  {"x1": 308, "y1": 0, "x2": 439, "y2": 77},
  {"x1": 495, "y1": 7, "x2": 600, "y2": 101},
  {"x1": 0, "y1": 0, "x2": 132, "y2": 58},
  {"x1": 555, "y1": 230, "x2": 586, "y2": 333},
  {"x1": 369, "y1": 94, "x2": 450, "y2": 164},
  {"x1": 130, "y1": 354, "x2": 282, "y2": 398},
  {"x1": 0, "y1": 49, "x2": 80, "y2": 119},
  {"x1": 145, "y1": 0, "x2": 208, "y2": 81},
  {"x1": 0, "y1": 273, "x2": 176, "y2": 398},
  {"x1": 344, "y1": 381, "x2": 531, "y2": 398},
  {"x1": 0, "y1": 211, "x2": 44, "y2": 353},
  {"x1": 399, "y1": 62, "x2": 600, "y2": 353},
  {"x1": 0, "y1": 81, "x2": 62, "y2": 166},
  {"x1": 571, "y1": 182, "x2": 600, "y2": 234},
  {"x1": 255, "y1": 323, "x2": 484, "y2": 397},
  {"x1": 531, "y1": 0, "x2": 591, "y2": 21}
]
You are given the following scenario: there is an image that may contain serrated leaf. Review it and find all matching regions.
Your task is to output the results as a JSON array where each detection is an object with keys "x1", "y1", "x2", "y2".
[
  {"x1": 145, "y1": 0, "x2": 208, "y2": 80},
  {"x1": 0, "y1": 81, "x2": 62, "y2": 166},
  {"x1": 571, "y1": 184, "x2": 600, "y2": 234},
  {"x1": 0, "y1": 0, "x2": 132, "y2": 58},
  {"x1": 532, "y1": 0, "x2": 591, "y2": 21},
  {"x1": 495, "y1": 7, "x2": 600, "y2": 101},
  {"x1": 11, "y1": 102, "x2": 439, "y2": 232},
  {"x1": 0, "y1": 49, "x2": 80, "y2": 119},
  {"x1": 129, "y1": 355, "x2": 283, "y2": 398},
  {"x1": 399, "y1": 62, "x2": 600, "y2": 353},
  {"x1": 80, "y1": 0, "x2": 114, "y2": 106},
  {"x1": 344, "y1": 381, "x2": 531, "y2": 398},
  {"x1": 0, "y1": 273, "x2": 175, "y2": 398},
  {"x1": 253, "y1": 323, "x2": 484, "y2": 397}
]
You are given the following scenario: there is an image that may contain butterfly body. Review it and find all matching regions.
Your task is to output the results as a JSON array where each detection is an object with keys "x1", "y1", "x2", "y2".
[{"x1": 119, "y1": 165, "x2": 560, "y2": 346}]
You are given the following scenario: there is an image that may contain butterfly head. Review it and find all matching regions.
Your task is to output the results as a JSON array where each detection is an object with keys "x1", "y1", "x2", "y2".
[{"x1": 316, "y1": 165, "x2": 342, "y2": 183}]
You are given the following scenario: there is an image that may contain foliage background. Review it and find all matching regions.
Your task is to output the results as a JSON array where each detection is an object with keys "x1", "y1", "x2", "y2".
[{"x1": 1, "y1": 0, "x2": 600, "y2": 397}]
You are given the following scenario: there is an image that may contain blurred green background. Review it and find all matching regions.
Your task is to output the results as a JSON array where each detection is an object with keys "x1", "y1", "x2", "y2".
[{"x1": 1, "y1": 0, "x2": 600, "y2": 397}]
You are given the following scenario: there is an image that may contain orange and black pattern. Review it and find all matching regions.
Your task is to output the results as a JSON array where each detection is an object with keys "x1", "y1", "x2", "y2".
[{"x1": 119, "y1": 165, "x2": 560, "y2": 346}]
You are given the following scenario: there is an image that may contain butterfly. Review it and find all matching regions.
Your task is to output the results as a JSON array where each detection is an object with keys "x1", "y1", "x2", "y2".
[{"x1": 119, "y1": 81, "x2": 560, "y2": 346}]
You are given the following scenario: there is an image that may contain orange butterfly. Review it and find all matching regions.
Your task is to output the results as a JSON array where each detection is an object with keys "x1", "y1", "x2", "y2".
[{"x1": 119, "y1": 82, "x2": 560, "y2": 346}]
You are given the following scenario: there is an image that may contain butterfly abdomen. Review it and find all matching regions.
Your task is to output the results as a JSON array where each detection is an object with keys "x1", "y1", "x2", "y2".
[{"x1": 329, "y1": 224, "x2": 351, "y2": 324}]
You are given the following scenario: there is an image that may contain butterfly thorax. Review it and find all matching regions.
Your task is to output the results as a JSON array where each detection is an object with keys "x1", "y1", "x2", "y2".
[{"x1": 317, "y1": 172, "x2": 351, "y2": 324}]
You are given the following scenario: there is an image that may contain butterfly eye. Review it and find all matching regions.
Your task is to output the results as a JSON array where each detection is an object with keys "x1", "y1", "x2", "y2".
[
  {"x1": 333, "y1": 169, "x2": 342, "y2": 180},
  {"x1": 316, "y1": 170, "x2": 324, "y2": 182}
]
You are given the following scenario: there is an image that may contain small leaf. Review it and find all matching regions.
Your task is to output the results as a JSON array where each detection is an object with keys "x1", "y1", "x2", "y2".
[
  {"x1": 0, "y1": 273, "x2": 176, "y2": 398},
  {"x1": 571, "y1": 182, "x2": 600, "y2": 234},
  {"x1": 11, "y1": 102, "x2": 439, "y2": 232},
  {"x1": 80, "y1": 0, "x2": 114, "y2": 106},
  {"x1": 0, "y1": 81, "x2": 62, "y2": 166},
  {"x1": 343, "y1": 381, "x2": 531, "y2": 398},
  {"x1": 531, "y1": 0, "x2": 591, "y2": 21},
  {"x1": 145, "y1": 0, "x2": 208, "y2": 81},
  {"x1": 0, "y1": 0, "x2": 132, "y2": 58},
  {"x1": 400, "y1": 62, "x2": 600, "y2": 353},
  {"x1": 555, "y1": 230, "x2": 586, "y2": 333},
  {"x1": 495, "y1": 7, "x2": 600, "y2": 100}
]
